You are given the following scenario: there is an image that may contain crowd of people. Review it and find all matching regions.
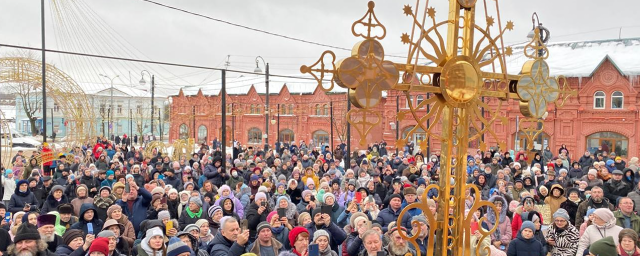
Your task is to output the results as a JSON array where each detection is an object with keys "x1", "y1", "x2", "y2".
[{"x1": 0, "y1": 136, "x2": 637, "y2": 256}]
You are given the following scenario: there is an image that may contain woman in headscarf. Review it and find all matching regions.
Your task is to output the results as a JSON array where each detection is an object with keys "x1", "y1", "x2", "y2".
[
  {"x1": 544, "y1": 208, "x2": 579, "y2": 256},
  {"x1": 177, "y1": 190, "x2": 190, "y2": 219},
  {"x1": 220, "y1": 197, "x2": 240, "y2": 222},
  {"x1": 576, "y1": 208, "x2": 623, "y2": 255},
  {"x1": 213, "y1": 185, "x2": 245, "y2": 219}
]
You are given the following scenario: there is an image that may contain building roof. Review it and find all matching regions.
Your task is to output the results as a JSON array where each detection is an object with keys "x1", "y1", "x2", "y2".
[{"x1": 176, "y1": 38, "x2": 640, "y2": 97}]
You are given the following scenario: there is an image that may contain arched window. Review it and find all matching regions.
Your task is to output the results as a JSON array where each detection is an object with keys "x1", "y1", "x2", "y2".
[
  {"x1": 611, "y1": 91, "x2": 623, "y2": 109},
  {"x1": 315, "y1": 104, "x2": 321, "y2": 115},
  {"x1": 323, "y1": 104, "x2": 329, "y2": 116},
  {"x1": 594, "y1": 91, "x2": 605, "y2": 109},
  {"x1": 279, "y1": 129, "x2": 295, "y2": 143},
  {"x1": 416, "y1": 95, "x2": 424, "y2": 108},
  {"x1": 197, "y1": 125, "x2": 207, "y2": 143},
  {"x1": 248, "y1": 128, "x2": 262, "y2": 144},
  {"x1": 289, "y1": 104, "x2": 294, "y2": 115},
  {"x1": 313, "y1": 130, "x2": 330, "y2": 147},
  {"x1": 179, "y1": 124, "x2": 189, "y2": 139},
  {"x1": 587, "y1": 132, "x2": 628, "y2": 157}
]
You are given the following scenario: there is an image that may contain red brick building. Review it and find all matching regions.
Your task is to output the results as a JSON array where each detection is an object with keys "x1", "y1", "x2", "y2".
[{"x1": 169, "y1": 38, "x2": 640, "y2": 158}]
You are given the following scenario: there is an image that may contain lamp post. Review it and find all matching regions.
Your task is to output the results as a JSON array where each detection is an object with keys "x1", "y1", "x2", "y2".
[
  {"x1": 139, "y1": 70, "x2": 154, "y2": 139},
  {"x1": 99, "y1": 74, "x2": 119, "y2": 139},
  {"x1": 276, "y1": 103, "x2": 280, "y2": 143},
  {"x1": 254, "y1": 56, "x2": 269, "y2": 148}
]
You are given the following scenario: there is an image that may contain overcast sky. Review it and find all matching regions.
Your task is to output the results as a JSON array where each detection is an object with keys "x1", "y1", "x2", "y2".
[{"x1": 1, "y1": 0, "x2": 639, "y2": 94}]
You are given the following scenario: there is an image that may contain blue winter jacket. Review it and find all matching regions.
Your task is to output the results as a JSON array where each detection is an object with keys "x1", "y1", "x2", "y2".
[
  {"x1": 376, "y1": 206, "x2": 412, "y2": 233},
  {"x1": 115, "y1": 187, "x2": 152, "y2": 234}
]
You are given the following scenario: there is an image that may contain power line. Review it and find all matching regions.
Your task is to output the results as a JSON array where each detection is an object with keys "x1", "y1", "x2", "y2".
[{"x1": 0, "y1": 43, "x2": 328, "y2": 82}]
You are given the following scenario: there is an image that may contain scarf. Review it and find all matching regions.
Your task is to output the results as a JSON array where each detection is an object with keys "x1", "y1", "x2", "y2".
[
  {"x1": 186, "y1": 207, "x2": 202, "y2": 218},
  {"x1": 271, "y1": 226, "x2": 285, "y2": 234}
]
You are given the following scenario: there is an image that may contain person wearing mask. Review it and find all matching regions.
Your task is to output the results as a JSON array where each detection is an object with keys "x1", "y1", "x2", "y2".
[
  {"x1": 507, "y1": 221, "x2": 544, "y2": 256},
  {"x1": 246, "y1": 221, "x2": 284, "y2": 256},
  {"x1": 577, "y1": 208, "x2": 623, "y2": 256},
  {"x1": 575, "y1": 186, "x2": 614, "y2": 227},
  {"x1": 614, "y1": 197, "x2": 640, "y2": 234},
  {"x1": 209, "y1": 216, "x2": 250, "y2": 256}
]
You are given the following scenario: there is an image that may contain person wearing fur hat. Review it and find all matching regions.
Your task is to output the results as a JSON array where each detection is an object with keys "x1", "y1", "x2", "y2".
[
  {"x1": 544, "y1": 208, "x2": 579, "y2": 256},
  {"x1": 37, "y1": 214, "x2": 64, "y2": 252},
  {"x1": 387, "y1": 226, "x2": 417, "y2": 256},
  {"x1": 214, "y1": 185, "x2": 246, "y2": 219},
  {"x1": 57, "y1": 204, "x2": 78, "y2": 231},
  {"x1": 55, "y1": 228, "x2": 94, "y2": 256},
  {"x1": 178, "y1": 196, "x2": 205, "y2": 230},
  {"x1": 507, "y1": 221, "x2": 544, "y2": 256},
  {"x1": 246, "y1": 221, "x2": 284, "y2": 256},
  {"x1": 401, "y1": 187, "x2": 422, "y2": 218},
  {"x1": 70, "y1": 185, "x2": 94, "y2": 217},
  {"x1": 577, "y1": 208, "x2": 623, "y2": 256},
  {"x1": 617, "y1": 229, "x2": 640, "y2": 256}
]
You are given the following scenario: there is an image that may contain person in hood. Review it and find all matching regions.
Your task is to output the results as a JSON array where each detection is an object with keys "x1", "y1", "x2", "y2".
[
  {"x1": 485, "y1": 195, "x2": 511, "y2": 251},
  {"x1": 70, "y1": 203, "x2": 104, "y2": 235},
  {"x1": 622, "y1": 168, "x2": 635, "y2": 188},
  {"x1": 70, "y1": 185, "x2": 94, "y2": 216},
  {"x1": 507, "y1": 221, "x2": 544, "y2": 256},
  {"x1": 213, "y1": 185, "x2": 245, "y2": 219},
  {"x1": 545, "y1": 184, "x2": 567, "y2": 215},
  {"x1": 8, "y1": 179, "x2": 39, "y2": 214},
  {"x1": 577, "y1": 208, "x2": 623, "y2": 255},
  {"x1": 204, "y1": 157, "x2": 226, "y2": 188}
]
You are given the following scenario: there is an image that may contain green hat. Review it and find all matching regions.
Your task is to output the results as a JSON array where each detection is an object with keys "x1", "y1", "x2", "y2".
[{"x1": 590, "y1": 236, "x2": 617, "y2": 256}]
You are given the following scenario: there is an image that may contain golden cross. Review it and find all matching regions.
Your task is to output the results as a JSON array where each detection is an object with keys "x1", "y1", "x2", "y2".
[{"x1": 301, "y1": 1, "x2": 576, "y2": 256}]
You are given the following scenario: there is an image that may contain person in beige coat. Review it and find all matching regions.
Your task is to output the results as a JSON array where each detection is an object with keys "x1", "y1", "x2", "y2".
[{"x1": 106, "y1": 204, "x2": 136, "y2": 247}]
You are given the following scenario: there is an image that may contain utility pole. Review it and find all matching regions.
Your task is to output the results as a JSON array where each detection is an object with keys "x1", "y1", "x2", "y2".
[
  {"x1": 221, "y1": 69, "x2": 227, "y2": 169},
  {"x1": 330, "y1": 101, "x2": 334, "y2": 150},
  {"x1": 41, "y1": 0, "x2": 47, "y2": 142},
  {"x1": 346, "y1": 94, "x2": 351, "y2": 168}
]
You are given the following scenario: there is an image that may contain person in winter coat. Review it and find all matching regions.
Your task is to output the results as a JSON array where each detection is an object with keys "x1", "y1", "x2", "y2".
[
  {"x1": 603, "y1": 170, "x2": 632, "y2": 204},
  {"x1": 93, "y1": 186, "x2": 117, "y2": 222},
  {"x1": 204, "y1": 157, "x2": 226, "y2": 188},
  {"x1": 208, "y1": 217, "x2": 250, "y2": 256},
  {"x1": 213, "y1": 185, "x2": 245, "y2": 219},
  {"x1": 305, "y1": 207, "x2": 347, "y2": 253},
  {"x1": 115, "y1": 181, "x2": 152, "y2": 234},
  {"x1": 575, "y1": 186, "x2": 615, "y2": 227},
  {"x1": 376, "y1": 194, "x2": 412, "y2": 233},
  {"x1": 577, "y1": 208, "x2": 623, "y2": 256},
  {"x1": 69, "y1": 185, "x2": 93, "y2": 217},
  {"x1": 40, "y1": 185, "x2": 70, "y2": 214},
  {"x1": 507, "y1": 221, "x2": 544, "y2": 256},
  {"x1": 617, "y1": 228, "x2": 640, "y2": 256},
  {"x1": 70, "y1": 203, "x2": 105, "y2": 235},
  {"x1": 511, "y1": 196, "x2": 540, "y2": 239},
  {"x1": 545, "y1": 184, "x2": 567, "y2": 216},
  {"x1": 178, "y1": 196, "x2": 206, "y2": 230},
  {"x1": 2, "y1": 169, "x2": 16, "y2": 205},
  {"x1": 560, "y1": 188, "x2": 582, "y2": 226},
  {"x1": 485, "y1": 196, "x2": 512, "y2": 251},
  {"x1": 627, "y1": 181, "x2": 640, "y2": 214},
  {"x1": 245, "y1": 192, "x2": 270, "y2": 243},
  {"x1": 8, "y1": 179, "x2": 39, "y2": 214},
  {"x1": 54, "y1": 229, "x2": 92, "y2": 256},
  {"x1": 106, "y1": 204, "x2": 136, "y2": 247},
  {"x1": 613, "y1": 197, "x2": 640, "y2": 234},
  {"x1": 312, "y1": 229, "x2": 339, "y2": 256},
  {"x1": 136, "y1": 227, "x2": 167, "y2": 256},
  {"x1": 544, "y1": 209, "x2": 579, "y2": 256},
  {"x1": 80, "y1": 168, "x2": 99, "y2": 198}
]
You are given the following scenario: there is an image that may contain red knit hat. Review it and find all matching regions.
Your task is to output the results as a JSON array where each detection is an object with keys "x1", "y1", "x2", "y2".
[
  {"x1": 89, "y1": 237, "x2": 110, "y2": 255},
  {"x1": 288, "y1": 226, "x2": 309, "y2": 247}
]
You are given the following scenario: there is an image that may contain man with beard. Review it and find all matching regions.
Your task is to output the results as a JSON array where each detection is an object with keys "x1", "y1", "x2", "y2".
[
  {"x1": 575, "y1": 185, "x2": 614, "y2": 227},
  {"x1": 386, "y1": 227, "x2": 416, "y2": 256},
  {"x1": 409, "y1": 215, "x2": 429, "y2": 256},
  {"x1": 37, "y1": 214, "x2": 63, "y2": 253},
  {"x1": 7, "y1": 223, "x2": 55, "y2": 256}
]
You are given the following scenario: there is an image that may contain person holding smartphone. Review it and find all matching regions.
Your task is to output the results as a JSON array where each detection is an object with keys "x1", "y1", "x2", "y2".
[{"x1": 246, "y1": 192, "x2": 269, "y2": 243}]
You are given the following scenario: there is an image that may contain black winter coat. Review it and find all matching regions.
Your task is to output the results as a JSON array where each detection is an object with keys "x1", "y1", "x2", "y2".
[
  {"x1": 40, "y1": 194, "x2": 70, "y2": 214},
  {"x1": 245, "y1": 203, "x2": 268, "y2": 241},
  {"x1": 8, "y1": 183, "x2": 40, "y2": 213},
  {"x1": 507, "y1": 232, "x2": 545, "y2": 256}
]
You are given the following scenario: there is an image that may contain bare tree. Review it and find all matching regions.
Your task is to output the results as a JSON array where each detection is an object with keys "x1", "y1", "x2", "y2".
[{"x1": 3, "y1": 50, "x2": 42, "y2": 135}]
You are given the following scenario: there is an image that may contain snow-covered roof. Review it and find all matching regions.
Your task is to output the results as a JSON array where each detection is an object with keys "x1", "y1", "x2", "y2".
[
  {"x1": 503, "y1": 37, "x2": 640, "y2": 77},
  {"x1": 178, "y1": 74, "x2": 344, "y2": 96},
  {"x1": 82, "y1": 83, "x2": 170, "y2": 98},
  {"x1": 0, "y1": 105, "x2": 15, "y2": 120}
]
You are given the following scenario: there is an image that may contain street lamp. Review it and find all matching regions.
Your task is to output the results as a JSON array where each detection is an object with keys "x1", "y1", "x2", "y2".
[
  {"x1": 99, "y1": 74, "x2": 119, "y2": 139},
  {"x1": 139, "y1": 70, "x2": 155, "y2": 139},
  {"x1": 254, "y1": 56, "x2": 269, "y2": 148},
  {"x1": 528, "y1": 12, "x2": 550, "y2": 56}
]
